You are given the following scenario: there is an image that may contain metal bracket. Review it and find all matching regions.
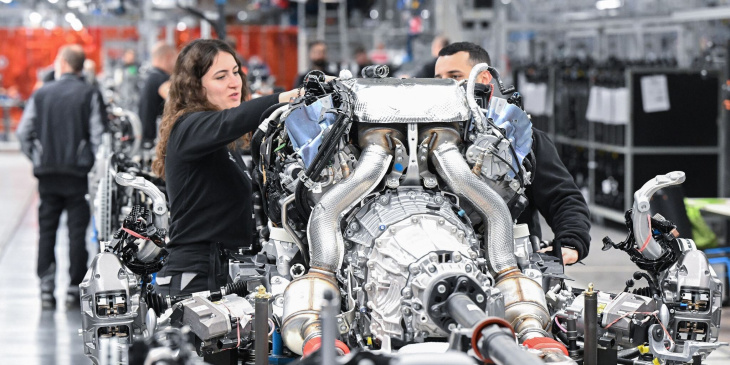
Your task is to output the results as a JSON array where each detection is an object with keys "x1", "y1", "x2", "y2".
[
  {"x1": 631, "y1": 171, "x2": 685, "y2": 260},
  {"x1": 647, "y1": 324, "x2": 727, "y2": 362}
]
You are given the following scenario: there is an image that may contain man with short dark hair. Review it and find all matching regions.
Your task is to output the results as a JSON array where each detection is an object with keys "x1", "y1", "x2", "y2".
[
  {"x1": 293, "y1": 40, "x2": 337, "y2": 88},
  {"x1": 17, "y1": 44, "x2": 107, "y2": 309},
  {"x1": 434, "y1": 42, "x2": 591, "y2": 265},
  {"x1": 138, "y1": 42, "x2": 177, "y2": 144}
]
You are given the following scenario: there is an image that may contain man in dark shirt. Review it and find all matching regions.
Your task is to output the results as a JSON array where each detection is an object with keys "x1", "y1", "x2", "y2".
[
  {"x1": 138, "y1": 42, "x2": 177, "y2": 145},
  {"x1": 293, "y1": 41, "x2": 337, "y2": 88},
  {"x1": 434, "y1": 42, "x2": 591, "y2": 265},
  {"x1": 17, "y1": 45, "x2": 107, "y2": 309}
]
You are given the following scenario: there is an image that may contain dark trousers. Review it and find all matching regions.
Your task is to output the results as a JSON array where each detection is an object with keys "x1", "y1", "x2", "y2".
[
  {"x1": 154, "y1": 244, "x2": 229, "y2": 297},
  {"x1": 37, "y1": 175, "x2": 90, "y2": 293}
]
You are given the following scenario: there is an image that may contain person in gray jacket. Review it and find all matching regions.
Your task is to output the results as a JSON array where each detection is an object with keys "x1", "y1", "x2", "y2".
[{"x1": 17, "y1": 44, "x2": 107, "y2": 310}]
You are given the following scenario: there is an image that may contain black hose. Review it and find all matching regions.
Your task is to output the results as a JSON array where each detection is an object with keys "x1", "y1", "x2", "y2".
[
  {"x1": 224, "y1": 281, "x2": 250, "y2": 297},
  {"x1": 294, "y1": 113, "x2": 350, "y2": 218},
  {"x1": 617, "y1": 359, "x2": 635, "y2": 365},
  {"x1": 252, "y1": 102, "x2": 288, "y2": 167},
  {"x1": 566, "y1": 316, "x2": 579, "y2": 358}
]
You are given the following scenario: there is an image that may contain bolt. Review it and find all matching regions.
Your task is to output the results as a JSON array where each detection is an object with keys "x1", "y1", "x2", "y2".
[
  {"x1": 420, "y1": 156, "x2": 426, "y2": 162},
  {"x1": 402, "y1": 307, "x2": 412, "y2": 315},
  {"x1": 434, "y1": 196, "x2": 444, "y2": 204},
  {"x1": 457, "y1": 231, "x2": 465, "y2": 239},
  {"x1": 272, "y1": 277, "x2": 280, "y2": 284},
  {"x1": 468, "y1": 152, "x2": 474, "y2": 157},
  {"x1": 340, "y1": 325, "x2": 348, "y2": 332},
  {"x1": 451, "y1": 227, "x2": 457, "y2": 233},
  {"x1": 337, "y1": 317, "x2": 343, "y2": 323},
  {"x1": 349, "y1": 222, "x2": 360, "y2": 231},
  {"x1": 379, "y1": 224, "x2": 387, "y2": 231},
  {"x1": 396, "y1": 156, "x2": 403, "y2": 162},
  {"x1": 453, "y1": 253, "x2": 462, "y2": 263},
  {"x1": 428, "y1": 265, "x2": 437, "y2": 273},
  {"x1": 469, "y1": 134, "x2": 476, "y2": 141},
  {"x1": 379, "y1": 196, "x2": 388, "y2": 203},
  {"x1": 389, "y1": 227, "x2": 396, "y2": 234},
  {"x1": 411, "y1": 217, "x2": 419, "y2": 224},
  {"x1": 438, "y1": 218, "x2": 445, "y2": 225},
  {"x1": 376, "y1": 241, "x2": 383, "y2": 247},
  {"x1": 403, "y1": 289, "x2": 412, "y2": 298},
  {"x1": 476, "y1": 294, "x2": 485, "y2": 303},
  {"x1": 437, "y1": 285, "x2": 447, "y2": 294},
  {"x1": 468, "y1": 250, "x2": 478, "y2": 259},
  {"x1": 365, "y1": 283, "x2": 374, "y2": 291},
  {"x1": 413, "y1": 303, "x2": 422, "y2": 310},
  {"x1": 465, "y1": 265, "x2": 472, "y2": 273},
  {"x1": 410, "y1": 266, "x2": 420, "y2": 274},
  {"x1": 367, "y1": 261, "x2": 375, "y2": 268},
  {"x1": 448, "y1": 323, "x2": 457, "y2": 331}
]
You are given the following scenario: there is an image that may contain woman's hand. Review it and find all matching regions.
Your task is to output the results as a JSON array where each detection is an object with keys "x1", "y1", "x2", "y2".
[{"x1": 278, "y1": 87, "x2": 303, "y2": 103}]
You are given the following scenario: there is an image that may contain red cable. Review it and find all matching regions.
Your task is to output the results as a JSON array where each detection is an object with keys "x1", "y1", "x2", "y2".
[
  {"x1": 121, "y1": 227, "x2": 150, "y2": 241},
  {"x1": 638, "y1": 214, "x2": 652, "y2": 252}
]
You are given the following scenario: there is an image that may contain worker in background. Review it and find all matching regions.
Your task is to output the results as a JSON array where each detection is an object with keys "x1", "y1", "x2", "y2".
[
  {"x1": 16, "y1": 45, "x2": 107, "y2": 310},
  {"x1": 414, "y1": 35, "x2": 449, "y2": 78},
  {"x1": 293, "y1": 40, "x2": 337, "y2": 88},
  {"x1": 138, "y1": 42, "x2": 177, "y2": 145},
  {"x1": 349, "y1": 46, "x2": 372, "y2": 77},
  {"x1": 435, "y1": 42, "x2": 591, "y2": 265}
]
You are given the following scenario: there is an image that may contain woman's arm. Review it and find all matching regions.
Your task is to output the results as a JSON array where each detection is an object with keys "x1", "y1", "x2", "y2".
[{"x1": 170, "y1": 94, "x2": 281, "y2": 161}]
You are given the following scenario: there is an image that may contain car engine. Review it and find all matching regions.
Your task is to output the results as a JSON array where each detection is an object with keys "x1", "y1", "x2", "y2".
[{"x1": 80, "y1": 65, "x2": 725, "y2": 365}]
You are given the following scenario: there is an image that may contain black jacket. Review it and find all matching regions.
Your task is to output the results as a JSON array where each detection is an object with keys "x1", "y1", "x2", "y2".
[
  {"x1": 517, "y1": 128, "x2": 592, "y2": 261},
  {"x1": 17, "y1": 73, "x2": 107, "y2": 177},
  {"x1": 138, "y1": 67, "x2": 170, "y2": 143},
  {"x1": 160, "y1": 94, "x2": 280, "y2": 275}
]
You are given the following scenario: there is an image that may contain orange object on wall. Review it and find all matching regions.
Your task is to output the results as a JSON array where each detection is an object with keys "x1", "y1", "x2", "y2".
[
  {"x1": 161, "y1": 25, "x2": 299, "y2": 90},
  {"x1": 0, "y1": 26, "x2": 138, "y2": 133}
]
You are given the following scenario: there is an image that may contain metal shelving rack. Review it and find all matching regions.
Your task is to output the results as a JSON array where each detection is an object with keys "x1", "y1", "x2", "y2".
[{"x1": 548, "y1": 68, "x2": 726, "y2": 223}]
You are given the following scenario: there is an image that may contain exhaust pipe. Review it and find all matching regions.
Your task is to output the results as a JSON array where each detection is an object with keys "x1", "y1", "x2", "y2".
[
  {"x1": 281, "y1": 142, "x2": 393, "y2": 354},
  {"x1": 431, "y1": 142, "x2": 518, "y2": 277},
  {"x1": 431, "y1": 141, "x2": 549, "y2": 338},
  {"x1": 306, "y1": 143, "x2": 393, "y2": 272}
]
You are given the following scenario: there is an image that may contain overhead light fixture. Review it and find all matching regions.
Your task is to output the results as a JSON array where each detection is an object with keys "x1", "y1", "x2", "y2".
[
  {"x1": 237, "y1": 11, "x2": 248, "y2": 21},
  {"x1": 65, "y1": 12, "x2": 77, "y2": 22},
  {"x1": 70, "y1": 18, "x2": 83, "y2": 31},
  {"x1": 67, "y1": 0, "x2": 84, "y2": 8},
  {"x1": 29, "y1": 12, "x2": 43, "y2": 23},
  {"x1": 177, "y1": 22, "x2": 187, "y2": 31},
  {"x1": 370, "y1": 9, "x2": 379, "y2": 20},
  {"x1": 0, "y1": 0, "x2": 12, "y2": 4},
  {"x1": 48, "y1": 0, "x2": 59, "y2": 3},
  {"x1": 42, "y1": 20, "x2": 55, "y2": 30},
  {"x1": 596, "y1": 0, "x2": 622, "y2": 11},
  {"x1": 501, "y1": 0, "x2": 512, "y2": 4},
  {"x1": 421, "y1": 9, "x2": 430, "y2": 19}
]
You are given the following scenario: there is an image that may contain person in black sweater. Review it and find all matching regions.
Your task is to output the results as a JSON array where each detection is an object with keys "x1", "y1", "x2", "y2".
[
  {"x1": 435, "y1": 42, "x2": 591, "y2": 265},
  {"x1": 152, "y1": 39, "x2": 303, "y2": 296},
  {"x1": 138, "y1": 42, "x2": 177, "y2": 145}
]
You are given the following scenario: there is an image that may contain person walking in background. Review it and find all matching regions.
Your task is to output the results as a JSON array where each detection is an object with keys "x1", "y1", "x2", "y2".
[
  {"x1": 16, "y1": 44, "x2": 107, "y2": 310},
  {"x1": 138, "y1": 42, "x2": 177, "y2": 146}
]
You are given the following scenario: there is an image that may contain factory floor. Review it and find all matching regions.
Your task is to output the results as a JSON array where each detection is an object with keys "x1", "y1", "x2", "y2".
[{"x1": 0, "y1": 148, "x2": 728, "y2": 364}]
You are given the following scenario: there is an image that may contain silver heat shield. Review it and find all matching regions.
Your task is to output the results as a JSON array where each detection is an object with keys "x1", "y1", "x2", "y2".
[
  {"x1": 343, "y1": 78, "x2": 471, "y2": 124},
  {"x1": 432, "y1": 143, "x2": 518, "y2": 276},
  {"x1": 307, "y1": 144, "x2": 393, "y2": 272}
]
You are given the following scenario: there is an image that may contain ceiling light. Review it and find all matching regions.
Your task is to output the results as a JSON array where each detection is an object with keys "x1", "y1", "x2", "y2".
[
  {"x1": 370, "y1": 10, "x2": 379, "y2": 19},
  {"x1": 65, "y1": 12, "x2": 77, "y2": 22},
  {"x1": 70, "y1": 19, "x2": 83, "y2": 31},
  {"x1": 0, "y1": 0, "x2": 12, "y2": 4},
  {"x1": 237, "y1": 11, "x2": 248, "y2": 21},
  {"x1": 29, "y1": 12, "x2": 42, "y2": 23},
  {"x1": 48, "y1": 0, "x2": 59, "y2": 3},
  {"x1": 42, "y1": 20, "x2": 55, "y2": 30},
  {"x1": 596, "y1": 0, "x2": 622, "y2": 11},
  {"x1": 177, "y1": 22, "x2": 187, "y2": 31},
  {"x1": 421, "y1": 10, "x2": 430, "y2": 19}
]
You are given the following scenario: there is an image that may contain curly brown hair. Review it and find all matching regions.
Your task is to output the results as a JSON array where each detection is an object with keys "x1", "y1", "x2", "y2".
[{"x1": 152, "y1": 39, "x2": 249, "y2": 178}]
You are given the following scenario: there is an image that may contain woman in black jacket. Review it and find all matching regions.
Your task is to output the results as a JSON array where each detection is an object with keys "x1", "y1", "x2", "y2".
[{"x1": 152, "y1": 39, "x2": 301, "y2": 296}]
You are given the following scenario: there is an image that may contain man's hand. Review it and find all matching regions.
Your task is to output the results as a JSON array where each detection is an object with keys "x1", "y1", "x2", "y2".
[{"x1": 561, "y1": 247, "x2": 579, "y2": 265}]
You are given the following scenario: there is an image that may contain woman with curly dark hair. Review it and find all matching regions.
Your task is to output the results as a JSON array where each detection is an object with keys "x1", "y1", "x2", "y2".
[{"x1": 153, "y1": 39, "x2": 302, "y2": 296}]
